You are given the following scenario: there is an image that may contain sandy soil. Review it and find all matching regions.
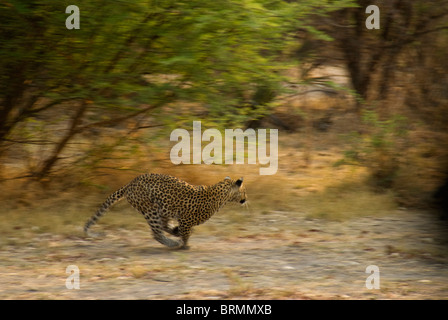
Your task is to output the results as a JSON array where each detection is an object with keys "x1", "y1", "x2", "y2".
[{"x1": 1, "y1": 208, "x2": 447, "y2": 300}]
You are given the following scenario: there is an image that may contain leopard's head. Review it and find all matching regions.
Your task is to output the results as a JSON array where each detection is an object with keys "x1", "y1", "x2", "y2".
[{"x1": 224, "y1": 176, "x2": 247, "y2": 205}]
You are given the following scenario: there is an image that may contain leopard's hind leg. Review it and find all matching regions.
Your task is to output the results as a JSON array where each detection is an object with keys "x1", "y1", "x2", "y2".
[
  {"x1": 144, "y1": 213, "x2": 184, "y2": 248},
  {"x1": 125, "y1": 195, "x2": 181, "y2": 248},
  {"x1": 161, "y1": 216, "x2": 180, "y2": 237}
]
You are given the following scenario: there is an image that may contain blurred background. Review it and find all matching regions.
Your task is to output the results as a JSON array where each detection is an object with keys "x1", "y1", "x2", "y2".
[{"x1": 1, "y1": 0, "x2": 448, "y2": 299}]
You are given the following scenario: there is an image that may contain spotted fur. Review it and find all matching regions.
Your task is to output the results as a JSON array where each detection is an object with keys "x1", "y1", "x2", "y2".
[{"x1": 84, "y1": 173, "x2": 247, "y2": 249}]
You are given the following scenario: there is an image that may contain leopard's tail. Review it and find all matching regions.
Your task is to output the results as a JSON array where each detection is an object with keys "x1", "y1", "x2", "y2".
[{"x1": 84, "y1": 184, "x2": 128, "y2": 235}]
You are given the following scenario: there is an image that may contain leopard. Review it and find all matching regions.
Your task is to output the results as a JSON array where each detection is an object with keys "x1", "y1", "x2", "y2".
[{"x1": 84, "y1": 173, "x2": 247, "y2": 249}]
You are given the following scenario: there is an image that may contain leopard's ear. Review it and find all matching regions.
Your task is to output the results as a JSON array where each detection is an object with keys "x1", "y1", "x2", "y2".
[
  {"x1": 224, "y1": 176, "x2": 231, "y2": 180},
  {"x1": 235, "y1": 177, "x2": 243, "y2": 187}
]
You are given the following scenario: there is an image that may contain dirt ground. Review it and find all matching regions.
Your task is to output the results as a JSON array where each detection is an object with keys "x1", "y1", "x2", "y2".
[{"x1": 1, "y1": 206, "x2": 447, "y2": 300}]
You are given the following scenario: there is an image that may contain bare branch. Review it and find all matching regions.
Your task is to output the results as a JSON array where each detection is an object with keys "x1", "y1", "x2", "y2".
[{"x1": 75, "y1": 102, "x2": 165, "y2": 133}]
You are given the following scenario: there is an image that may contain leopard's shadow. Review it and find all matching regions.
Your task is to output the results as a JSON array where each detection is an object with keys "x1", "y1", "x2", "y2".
[{"x1": 133, "y1": 244, "x2": 188, "y2": 255}]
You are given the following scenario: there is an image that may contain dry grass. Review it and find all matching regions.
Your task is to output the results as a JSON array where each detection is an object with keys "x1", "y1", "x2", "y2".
[{"x1": 299, "y1": 180, "x2": 397, "y2": 221}]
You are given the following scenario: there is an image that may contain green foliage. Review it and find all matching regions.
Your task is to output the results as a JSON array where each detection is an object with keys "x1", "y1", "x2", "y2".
[
  {"x1": 0, "y1": 0, "x2": 356, "y2": 124},
  {"x1": 339, "y1": 109, "x2": 408, "y2": 189},
  {"x1": 0, "y1": 0, "x2": 356, "y2": 177},
  {"x1": 361, "y1": 110, "x2": 408, "y2": 149}
]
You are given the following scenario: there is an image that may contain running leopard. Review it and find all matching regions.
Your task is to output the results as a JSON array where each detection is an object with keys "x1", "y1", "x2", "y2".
[{"x1": 84, "y1": 173, "x2": 247, "y2": 249}]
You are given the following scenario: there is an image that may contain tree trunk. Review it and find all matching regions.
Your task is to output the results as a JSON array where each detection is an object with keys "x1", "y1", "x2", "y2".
[{"x1": 36, "y1": 101, "x2": 88, "y2": 179}]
